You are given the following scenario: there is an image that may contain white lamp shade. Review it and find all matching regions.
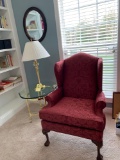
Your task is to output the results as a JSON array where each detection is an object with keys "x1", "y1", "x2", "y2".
[{"x1": 22, "y1": 41, "x2": 50, "y2": 62}]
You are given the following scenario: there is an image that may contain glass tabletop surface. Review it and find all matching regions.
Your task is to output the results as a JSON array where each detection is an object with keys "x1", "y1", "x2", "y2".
[{"x1": 19, "y1": 85, "x2": 54, "y2": 99}]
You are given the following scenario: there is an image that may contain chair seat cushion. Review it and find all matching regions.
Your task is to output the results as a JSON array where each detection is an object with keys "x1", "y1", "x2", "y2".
[{"x1": 40, "y1": 97, "x2": 105, "y2": 132}]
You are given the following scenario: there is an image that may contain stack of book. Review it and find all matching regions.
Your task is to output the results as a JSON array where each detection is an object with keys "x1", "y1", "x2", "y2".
[
  {"x1": 116, "y1": 113, "x2": 120, "y2": 135},
  {"x1": 0, "y1": 81, "x2": 13, "y2": 91},
  {"x1": 0, "y1": 76, "x2": 22, "y2": 91},
  {"x1": 2, "y1": 76, "x2": 22, "y2": 85}
]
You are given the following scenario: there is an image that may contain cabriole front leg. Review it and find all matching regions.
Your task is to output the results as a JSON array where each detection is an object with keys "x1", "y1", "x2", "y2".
[
  {"x1": 42, "y1": 129, "x2": 50, "y2": 146},
  {"x1": 92, "y1": 140, "x2": 103, "y2": 160}
]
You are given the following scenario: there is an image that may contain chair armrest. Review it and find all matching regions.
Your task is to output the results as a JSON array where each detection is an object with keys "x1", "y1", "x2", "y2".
[
  {"x1": 45, "y1": 87, "x2": 63, "y2": 106},
  {"x1": 95, "y1": 92, "x2": 106, "y2": 115}
]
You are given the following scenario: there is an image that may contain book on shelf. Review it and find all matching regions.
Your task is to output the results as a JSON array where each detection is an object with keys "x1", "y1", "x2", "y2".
[
  {"x1": 0, "y1": 54, "x2": 13, "y2": 69},
  {"x1": 0, "y1": 56, "x2": 7, "y2": 68},
  {"x1": 0, "y1": 16, "x2": 8, "y2": 28},
  {"x1": 0, "y1": 76, "x2": 22, "y2": 91},
  {"x1": 0, "y1": 81, "x2": 13, "y2": 90},
  {"x1": 6, "y1": 54, "x2": 13, "y2": 66},
  {"x1": 0, "y1": 0, "x2": 5, "y2": 7},
  {"x1": 2, "y1": 76, "x2": 22, "y2": 85}
]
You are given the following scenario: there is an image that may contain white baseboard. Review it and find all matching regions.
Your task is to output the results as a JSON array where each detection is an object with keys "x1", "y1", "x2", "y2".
[{"x1": 0, "y1": 99, "x2": 26, "y2": 126}]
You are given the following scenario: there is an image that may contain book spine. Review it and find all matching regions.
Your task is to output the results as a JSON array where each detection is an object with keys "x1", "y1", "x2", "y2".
[
  {"x1": 6, "y1": 54, "x2": 11, "y2": 66},
  {"x1": 5, "y1": 55, "x2": 9, "y2": 67},
  {"x1": 1, "y1": 16, "x2": 4, "y2": 28},
  {"x1": 8, "y1": 54, "x2": 13, "y2": 66},
  {"x1": 0, "y1": 82, "x2": 13, "y2": 89},
  {"x1": 7, "y1": 54, "x2": 13, "y2": 66},
  {"x1": 13, "y1": 78, "x2": 22, "y2": 85},
  {"x1": 4, "y1": 56, "x2": 9, "y2": 67},
  {"x1": 1, "y1": 0, "x2": 5, "y2": 7},
  {"x1": 0, "y1": 16, "x2": 8, "y2": 28},
  {"x1": 4, "y1": 17, "x2": 8, "y2": 28},
  {"x1": 3, "y1": 56, "x2": 8, "y2": 67},
  {"x1": 0, "y1": 16, "x2": 2, "y2": 28}
]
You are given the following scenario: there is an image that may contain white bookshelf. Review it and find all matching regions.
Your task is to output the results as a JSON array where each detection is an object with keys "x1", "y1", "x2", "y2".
[
  {"x1": 0, "y1": 97, "x2": 25, "y2": 126},
  {"x1": 0, "y1": 48, "x2": 16, "y2": 52},
  {"x1": 0, "y1": 66, "x2": 19, "y2": 73},
  {"x1": 0, "y1": 28, "x2": 12, "y2": 31},
  {"x1": 0, "y1": 0, "x2": 27, "y2": 126},
  {"x1": 0, "y1": 82, "x2": 23, "y2": 96},
  {"x1": 0, "y1": 6, "x2": 7, "y2": 11}
]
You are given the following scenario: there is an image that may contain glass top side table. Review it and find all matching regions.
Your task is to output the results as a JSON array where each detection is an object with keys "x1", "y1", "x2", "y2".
[{"x1": 19, "y1": 86, "x2": 54, "y2": 122}]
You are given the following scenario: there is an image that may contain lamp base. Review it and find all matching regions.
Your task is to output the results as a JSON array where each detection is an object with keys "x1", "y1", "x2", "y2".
[{"x1": 35, "y1": 83, "x2": 46, "y2": 92}]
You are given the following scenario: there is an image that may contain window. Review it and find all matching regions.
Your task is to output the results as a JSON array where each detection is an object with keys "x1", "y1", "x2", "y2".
[{"x1": 57, "y1": 0, "x2": 118, "y2": 99}]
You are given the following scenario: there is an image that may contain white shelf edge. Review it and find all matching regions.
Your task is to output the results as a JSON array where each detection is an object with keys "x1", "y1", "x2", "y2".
[
  {"x1": 0, "y1": 97, "x2": 26, "y2": 126},
  {"x1": 0, "y1": 48, "x2": 16, "y2": 52},
  {"x1": 0, "y1": 28, "x2": 12, "y2": 31},
  {"x1": 0, "y1": 6, "x2": 7, "y2": 11},
  {"x1": 0, "y1": 66, "x2": 19, "y2": 74},
  {"x1": 0, "y1": 82, "x2": 23, "y2": 96},
  {"x1": 27, "y1": 29, "x2": 39, "y2": 31},
  {"x1": 28, "y1": 13, "x2": 36, "y2": 16}
]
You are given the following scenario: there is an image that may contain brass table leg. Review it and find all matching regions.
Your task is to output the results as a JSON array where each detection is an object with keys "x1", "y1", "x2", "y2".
[
  {"x1": 25, "y1": 97, "x2": 46, "y2": 122},
  {"x1": 26, "y1": 99, "x2": 32, "y2": 122},
  {"x1": 39, "y1": 98, "x2": 43, "y2": 109}
]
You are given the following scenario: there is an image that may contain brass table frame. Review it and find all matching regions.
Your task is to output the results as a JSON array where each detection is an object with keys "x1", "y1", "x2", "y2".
[
  {"x1": 19, "y1": 86, "x2": 53, "y2": 122},
  {"x1": 25, "y1": 97, "x2": 46, "y2": 122}
]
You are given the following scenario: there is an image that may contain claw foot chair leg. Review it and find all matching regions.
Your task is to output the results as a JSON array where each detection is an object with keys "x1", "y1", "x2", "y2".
[
  {"x1": 92, "y1": 140, "x2": 103, "y2": 160},
  {"x1": 42, "y1": 129, "x2": 50, "y2": 146}
]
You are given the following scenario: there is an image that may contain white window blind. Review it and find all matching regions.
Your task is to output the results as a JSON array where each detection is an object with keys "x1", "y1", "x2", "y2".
[{"x1": 58, "y1": 0, "x2": 118, "y2": 98}]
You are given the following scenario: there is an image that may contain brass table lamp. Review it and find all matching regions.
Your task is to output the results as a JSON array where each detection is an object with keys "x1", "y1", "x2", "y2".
[{"x1": 22, "y1": 41, "x2": 50, "y2": 91}]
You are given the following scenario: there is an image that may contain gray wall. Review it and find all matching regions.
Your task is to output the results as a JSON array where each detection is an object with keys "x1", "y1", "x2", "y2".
[
  {"x1": 11, "y1": 0, "x2": 112, "y2": 107},
  {"x1": 11, "y1": 0, "x2": 59, "y2": 88}
]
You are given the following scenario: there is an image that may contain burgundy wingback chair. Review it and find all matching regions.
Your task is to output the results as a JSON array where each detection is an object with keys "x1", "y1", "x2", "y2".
[{"x1": 39, "y1": 53, "x2": 106, "y2": 160}]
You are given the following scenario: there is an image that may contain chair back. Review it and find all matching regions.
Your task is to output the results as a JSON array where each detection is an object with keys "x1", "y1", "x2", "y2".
[{"x1": 63, "y1": 53, "x2": 98, "y2": 99}]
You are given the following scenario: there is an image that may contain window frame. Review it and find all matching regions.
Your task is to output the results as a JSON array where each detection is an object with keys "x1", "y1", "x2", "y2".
[{"x1": 53, "y1": 0, "x2": 120, "y2": 103}]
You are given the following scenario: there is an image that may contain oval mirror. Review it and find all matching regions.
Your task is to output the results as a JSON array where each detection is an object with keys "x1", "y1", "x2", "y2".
[{"x1": 23, "y1": 7, "x2": 47, "y2": 42}]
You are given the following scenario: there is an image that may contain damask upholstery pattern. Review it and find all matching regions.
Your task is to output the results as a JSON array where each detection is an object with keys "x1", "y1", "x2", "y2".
[
  {"x1": 45, "y1": 87, "x2": 63, "y2": 106},
  {"x1": 40, "y1": 97, "x2": 105, "y2": 131},
  {"x1": 41, "y1": 120, "x2": 103, "y2": 142},
  {"x1": 39, "y1": 52, "x2": 106, "y2": 143},
  {"x1": 54, "y1": 60, "x2": 64, "y2": 88},
  {"x1": 63, "y1": 53, "x2": 98, "y2": 99}
]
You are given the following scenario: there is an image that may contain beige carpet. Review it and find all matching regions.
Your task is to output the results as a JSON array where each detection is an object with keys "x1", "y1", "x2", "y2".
[{"x1": 0, "y1": 104, "x2": 120, "y2": 160}]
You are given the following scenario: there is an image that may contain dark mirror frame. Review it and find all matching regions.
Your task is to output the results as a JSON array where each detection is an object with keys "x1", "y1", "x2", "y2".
[{"x1": 23, "y1": 7, "x2": 47, "y2": 42}]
